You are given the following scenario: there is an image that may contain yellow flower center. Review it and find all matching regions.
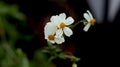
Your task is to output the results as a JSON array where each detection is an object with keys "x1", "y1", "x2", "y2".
[
  {"x1": 90, "y1": 19, "x2": 96, "y2": 26},
  {"x1": 60, "y1": 22, "x2": 66, "y2": 28},
  {"x1": 48, "y1": 35, "x2": 54, "y2": 40}
]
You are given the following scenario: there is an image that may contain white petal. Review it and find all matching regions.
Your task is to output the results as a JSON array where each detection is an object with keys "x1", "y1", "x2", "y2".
[
  {"x1": 50, "y1": 15, "x2": 60, "y2": 25},
  {"x1": 55, "y1": 37, "x2": 65, "y2": 44},
  {"x1": 44, "y1": 22, "x2": 57, "y2": 34},
  {"x1": 56, "y1": 29, "x2": 63, "y2": 37},
  {"x1": 63, "y1": 27, "x2": 73, "y2": 37},
  {"x1": 83, "y1": 13, "x2": 91, "y2": 22},
  {"x1": 50, "y1": 15, "x2": 57, "y2": 22},
  {"x1": 49, "y1": 40, "x2": 55, "y2": 44},
  {"x1": 61, "y1": 37, "x2": 65, "y2": 43},
  {"x1": 83, "y1": 23, "x2": 91, "y2": 32},
  {"x1": 44, "y1": 23, "x2": 51, "y2": 39},
  {"x1": 59, "y1": 13, "x2": 66, "y2": 20},
  {"x1": 44, "y1": 22, "x2": 57, "y2": 40},
  {"x1": 87, "y1": 10, "x2": 93, "y2": 19},
  {"x1": 66, "y1": 17, "x2": 74, "y2": 25}
]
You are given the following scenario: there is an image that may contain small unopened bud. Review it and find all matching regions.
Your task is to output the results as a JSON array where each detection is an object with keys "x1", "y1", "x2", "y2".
[
  {"x1": 83, "y1": 22, "x2": 87, "y2": 25},
  {"x1": 72, "y1": 63, "x2": 77, "y2": 67}
]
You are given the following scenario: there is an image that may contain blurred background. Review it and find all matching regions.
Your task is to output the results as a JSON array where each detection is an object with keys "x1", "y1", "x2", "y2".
[{"x1": 0, "y1": 0, "x2": 120, "y2": 67}]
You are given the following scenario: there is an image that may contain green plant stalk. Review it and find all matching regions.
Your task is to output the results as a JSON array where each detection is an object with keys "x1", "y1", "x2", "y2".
[
  {"x1": 0, "y1": 16, "x2": 7, "y2": 44},
  {"x1": 70, "y1": 19, "x2": 86, "y2": 29}
]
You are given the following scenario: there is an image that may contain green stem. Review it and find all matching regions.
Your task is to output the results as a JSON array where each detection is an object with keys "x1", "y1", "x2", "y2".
[
  {"x1": 70, "y1": 19, "x2": 87, "y2": 29},
  {"x1": 47, "y1": 41, "x2": 53, "y2": 47},
  {"x1": 0, "y1": 30, "x2": 6, "y2": 43},
  {"x1": 48, "y1": 56, "x2": 55, "y2": 63},
  {"x1": 71, "y1": 21, "x2": 81, "y2": 29},
  {"x1": 46, "y1": 56, "x2": 56, "y2": 67},
  {"x1": 0, "y1": 16, "x2": 7, "y2": 43},
  {"x1": 65, "y1": 55, "x2": 80, "y2": 62}
]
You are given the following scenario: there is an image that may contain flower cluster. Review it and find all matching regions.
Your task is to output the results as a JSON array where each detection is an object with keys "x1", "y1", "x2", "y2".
[
  {"x1": 44, "y1": 13, "x2": 74, "y2": 44},
  {"x1": 44, "y1": 10, "x2": 96, "y2": 44},
  {"x1": 44, "y1": 10, "x2": 96, "y2": 67}
]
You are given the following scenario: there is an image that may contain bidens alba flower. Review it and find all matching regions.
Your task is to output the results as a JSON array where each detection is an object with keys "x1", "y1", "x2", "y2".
[
  {"x1": 50, "y1": 13, "x2": 74, "y2": 37},
  {"x1": 44, "y1": 22, "x2": 65, "y2": 44},
  {"x1": 83, "y1": 10, "x2": 96, "y2": 32},
  {"x1": 44, "y1": 13, "x2": 74, "y2": 44}
]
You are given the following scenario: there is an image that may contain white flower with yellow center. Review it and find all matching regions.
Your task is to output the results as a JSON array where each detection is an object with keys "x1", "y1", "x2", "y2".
[
  {"x1": 83, "y1": 10, "x2": 96, "y2": 32},
  {"x1": 44, "y1": 22, "x2": 65, "y2": 44},
  {"x1": 50, "y1": 13, "x2": 74, "y2": 37}
]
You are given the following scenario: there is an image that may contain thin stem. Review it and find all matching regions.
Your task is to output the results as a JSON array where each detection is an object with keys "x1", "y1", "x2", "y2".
[
  {"x1": 65, "y1": 55, "x2": 80, "y2": 62},
  {"x1": 0, "y1": 29, "x2": 6, "y2": 43},
  {"x1": 47, "y1": 41, "x2": 53, "y2": 47},
  {"x1": 70, "y1": 19, "x2": 86, "y2": 29},
  {"x1": 0, "y1": 16, "x2": 7, "y2": 43},
  {"x1": 46, "y1": 56, "x2": 56, "y2": 67},
  {"x1": 48, "y1": 56, "x2": 55, "y2": 63}
]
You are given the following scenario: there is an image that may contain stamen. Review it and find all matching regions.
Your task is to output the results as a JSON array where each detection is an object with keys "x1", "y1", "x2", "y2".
[
  {"x1": 60, "y1": 22, "x2": 66, "y2": 28},
  {"x1": 48, "y1": 35, "x2": 54, "y2": 40},
  {"x1": 90, "y1": 19, "x2": 96, "y2": 26}
]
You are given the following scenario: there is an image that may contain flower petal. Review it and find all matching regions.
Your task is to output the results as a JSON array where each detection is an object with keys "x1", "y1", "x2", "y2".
[
  {"x1": 66, "y1": 17, "x2": 74, "y2": 25},
  {"x1": 87, "y1": 10, "x2": 93, "y2": 19},
  {"x1": 55, "y1": 37, "x2": 65, "y2": 44},
  {"x1": 83, "y1": 13, "x2": 91, "y2": 22},
  {"x1": 50, "y1": 15, "x2": 60, "y2": 25},
  {"x1": 50, "y1": 15, "x2": 57, "y2": 22},
  {"x1": 59, "y1": 13, "x2": 66, "y2": 20},
  {"x1": 56, "y1": 29, "x2": 63, "y2": 37},
  {"x1": 83, "y1": 23, "x2": 91, "y2": 32},
  {"x1": 44, "y1": 22, "x2": 57, "y2": 34},
  {"x1": 63, "y1": 27, "x2": 73, "y2": 37},
  {"x1": 44, "y1": 22, "x2": 57, "y2": 39},
  {"x1": 49, "y1": 40, "x2": 55, "y2": 44}
]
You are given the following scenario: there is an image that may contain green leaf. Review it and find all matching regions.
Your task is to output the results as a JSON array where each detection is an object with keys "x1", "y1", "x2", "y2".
[
  {"x1": 20, "y1": 57, "x2": 29, "y2": 67},
  {"x1": 0, "y1": 2, "x2": 9, "y2": 15},
  {"x1": 70, "y1": 56, "x2": 80, "y2": 62},
  {"x1": 58, "y1": 53, "x2": 68, "y2": 59},
  {"x1": 16, "y1": 48, "x2": 30, "y2": 67},
  {"x1": 32, "y1": 50, "x2": 50, "y2": 67}
]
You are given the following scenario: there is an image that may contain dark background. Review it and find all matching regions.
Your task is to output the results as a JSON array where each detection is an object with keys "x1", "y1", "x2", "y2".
[{"x1": 3, "y1": 0, "x2": 120, "y2": 67}]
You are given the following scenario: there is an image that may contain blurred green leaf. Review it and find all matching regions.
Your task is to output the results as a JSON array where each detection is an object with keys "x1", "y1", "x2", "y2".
[
  {"x1": 33, "y1": 50, "x2": 49, "y2": 67},
  {"x1": 58, "y1": 53, "x2": 68, "y2": 59},
  {"x1": 0, "y1": 45, "x2": 4, "y2": 59},
  {"x1": 0, "y1": 2, "x2": 9, "y2": 15},
  {"x1": 21, "y1": 57, "x2": 29, "y2": 67},
  {"x1": 16, "y1": 48, "x2": 30, "y2": 67},
  {"x1": 1, "y1": 44, "x2": 17, "y2": 67},
  {"x1": 0, "y1": 1, "x2": 27, "y2": 46},
  {"x1": 0, "y1": 2, "x2": 26, "y2": 21}
]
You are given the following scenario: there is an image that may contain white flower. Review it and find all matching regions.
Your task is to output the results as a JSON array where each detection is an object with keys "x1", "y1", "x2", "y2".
[
  {"x1": 44, "y1": 22, "x2": 65, "y2": 44},
  {"x1": 83, "y1": 10, "x2": 96, "y2": 32},
  {"x1": 50, "y1": 13, "x2": 74, "y2": 37}
]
